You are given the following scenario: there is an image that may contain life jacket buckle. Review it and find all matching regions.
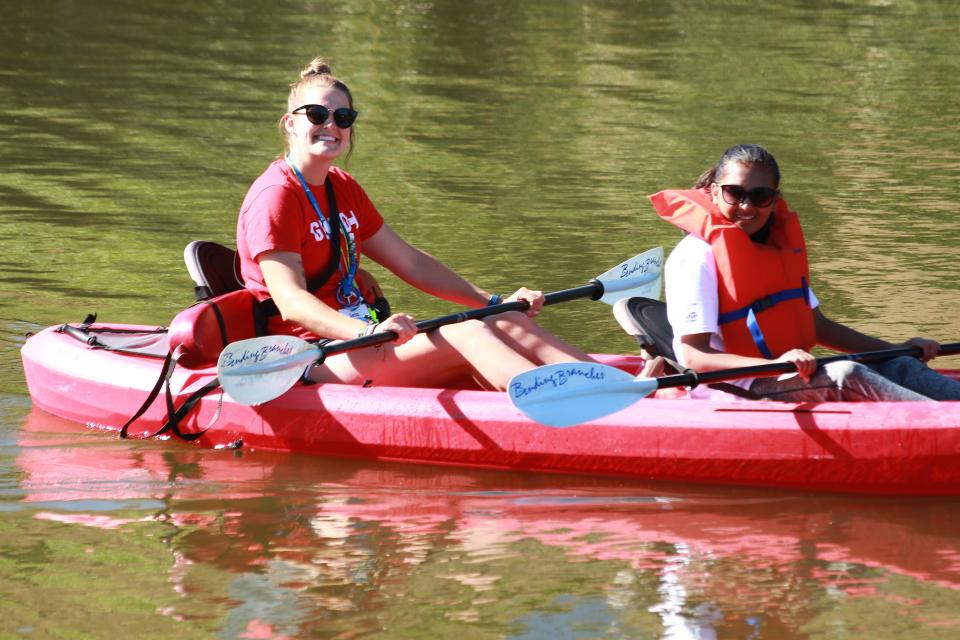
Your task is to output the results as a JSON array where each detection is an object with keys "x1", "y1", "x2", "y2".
[{"x1": 751, "y1": 295, "x2": 776, "y2": 313}]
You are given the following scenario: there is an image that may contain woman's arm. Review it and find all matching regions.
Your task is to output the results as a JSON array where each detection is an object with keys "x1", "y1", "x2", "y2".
[
  {"x1": 679, "y1": 333, "x2": 819, "y2": 380},
  {"x1": 813, "y1": 308, "x2": 941, "y2": 360},
  {"x1": 259, "y1": 250, "x2": 370, "y2": 340},
  {"x1": 813, "y1": 308, "x2": 893, "y2": 353},
  {"x1": 362, "y1": 223, "x2": 494, "y2": 308},
  {"x1": 679, "y1": 333, "x2": 786, "y2": 370},
  {"x1": 260, "y1": 252, "x2": 420, "y2": 343}
]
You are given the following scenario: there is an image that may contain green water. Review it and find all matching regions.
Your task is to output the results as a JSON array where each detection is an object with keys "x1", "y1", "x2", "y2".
[{"x1": 2, "y1": 0, "x2": 960, "y2": 637}]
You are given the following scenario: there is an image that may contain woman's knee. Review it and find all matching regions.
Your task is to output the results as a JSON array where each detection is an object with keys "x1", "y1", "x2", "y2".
[
  {"x1": 822, "y1": 361, "x2": 869, "y2": 385},
  {"x1": 485, "y1": 310, "x2": 536, "y2": 335},
  {"x1": 439, "y1": 318, "x2": 498, "y2": 341}
]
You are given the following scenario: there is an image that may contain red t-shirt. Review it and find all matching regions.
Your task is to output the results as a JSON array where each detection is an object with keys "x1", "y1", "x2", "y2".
[{"x1": 236, "y1": 159, "x2": 385, "y2": 336}]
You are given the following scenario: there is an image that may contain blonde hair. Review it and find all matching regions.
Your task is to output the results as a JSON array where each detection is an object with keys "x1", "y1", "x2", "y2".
[{"x1": 280, "y1": 57, "x2": 356, "y2": 157}]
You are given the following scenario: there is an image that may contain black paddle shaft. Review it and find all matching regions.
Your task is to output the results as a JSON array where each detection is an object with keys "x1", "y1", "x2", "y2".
[
  {"x1": 656, "y1": 342, "x2": 960, "y2": 391},
  {"x1": 316, "y1": 280, "x2": 604, "y2": 362}
]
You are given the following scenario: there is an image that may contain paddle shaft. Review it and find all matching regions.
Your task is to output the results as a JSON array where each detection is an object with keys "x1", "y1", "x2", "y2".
[
  {"x1": 317, "y1": 280, "x2": 605, "y2": 362},
  {"x1": 657, "y1": 342, "x2": 960, "y2": 391}
]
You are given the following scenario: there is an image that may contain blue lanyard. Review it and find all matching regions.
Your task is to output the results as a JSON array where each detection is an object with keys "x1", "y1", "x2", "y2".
[{"x1": 285, "y1": 157, "x2": 362, "y2": 306}]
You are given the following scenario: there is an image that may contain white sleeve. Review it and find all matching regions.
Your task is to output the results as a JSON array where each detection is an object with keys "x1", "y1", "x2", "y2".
[
  {"x1": 665, "y1": 236, "x2": 720, "y2": 339},
  {"x1": 666, "y1": 236, "x2": 753, "y2": 396}
]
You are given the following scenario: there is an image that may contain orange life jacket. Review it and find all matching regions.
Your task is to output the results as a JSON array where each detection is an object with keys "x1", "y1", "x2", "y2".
[{"x1": 649, "y1": 188, "x2": 815, "y2": 359}]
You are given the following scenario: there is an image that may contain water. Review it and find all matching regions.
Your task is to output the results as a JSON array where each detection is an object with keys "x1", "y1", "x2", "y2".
[{"x1": 3, "y1": 0, "x2": 960, "y2": 637}]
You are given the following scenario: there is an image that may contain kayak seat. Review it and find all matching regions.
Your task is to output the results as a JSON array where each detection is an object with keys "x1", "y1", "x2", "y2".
[
  {"x1": 612, "y1": 297, "x2": 676, "y2": 361},
  {"x1": 184, "y1": 240, "x2": 243, "y2": 301}
]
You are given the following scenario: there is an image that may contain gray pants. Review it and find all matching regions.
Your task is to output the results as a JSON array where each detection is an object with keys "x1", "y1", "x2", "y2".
[{"x1": 748, "y1": 356, "x2": 960, "y2": 402}]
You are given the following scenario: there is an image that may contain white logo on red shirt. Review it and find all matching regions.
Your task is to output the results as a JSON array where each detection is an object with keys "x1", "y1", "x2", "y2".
[{"x1": 309, "y1": 210, "x2": 360, "y2": 242}]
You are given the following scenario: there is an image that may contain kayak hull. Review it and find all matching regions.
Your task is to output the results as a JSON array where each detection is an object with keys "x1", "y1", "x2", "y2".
[{"x1": 20, "y1": 323, "x2": 960, "y2": 495}]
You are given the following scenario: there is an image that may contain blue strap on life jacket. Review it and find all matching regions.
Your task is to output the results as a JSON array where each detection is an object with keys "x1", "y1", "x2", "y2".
[{"x1": 718, "y1": 277, "x2": 810, "y2": 359}]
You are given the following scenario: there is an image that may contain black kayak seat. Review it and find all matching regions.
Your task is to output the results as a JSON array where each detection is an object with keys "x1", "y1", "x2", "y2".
[
  {"x1": 612, "y1": 296, "x2": 677, "y2": 361},
  {"x1": 184, "y1": 240, "x2": 243, "y2": 301}
]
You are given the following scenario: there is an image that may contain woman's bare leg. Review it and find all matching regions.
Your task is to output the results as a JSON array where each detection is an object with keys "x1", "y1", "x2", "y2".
[
  {"x1": 430, "y1": 314, "x2": 593, "y2": 389},
  {"x1": 306, "y1": 314, "x2": 591, "y2": 390},
  {"x1": 483, "y1": 311, "x2": 594, "y2": 364},
  {"x1": 306, "y1": 330, "x2": 474, "y2": 387}
]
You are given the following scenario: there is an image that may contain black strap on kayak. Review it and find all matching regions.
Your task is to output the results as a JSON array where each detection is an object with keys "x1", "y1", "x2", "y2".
[
  {"x1": 127, "y1": 364, "x2": 223, "y2": 442},
  {"x1": 56, "y1": 316, "x2": 228, "y2": 443},
  {"x1": 119, "y1": 349, "x2": 179, "y2": 439},
  {"x1": 257, "y1": 178, "x2": 342, "y2": 318},
  {"x1": 58, "y1": 317, "x2": 169, "y2": 352},
  {"x1": 118, "y1": 356, "x2": 226, "y2": 443},
  {"x1": 121, "y1": 300, "x2": 228, "y2": 442}
]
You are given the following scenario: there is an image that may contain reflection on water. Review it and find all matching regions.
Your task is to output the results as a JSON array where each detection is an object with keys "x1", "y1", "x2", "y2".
[
  {"x1": 6, "y1": 409, "x2": 960, "y2": 638},
  {"x1": 3, "y1": 0, "x2": 960, "y2": 637}
]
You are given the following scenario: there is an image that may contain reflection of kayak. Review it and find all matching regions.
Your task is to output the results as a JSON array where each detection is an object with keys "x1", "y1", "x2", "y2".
[
  {"x1": 20, "y1": 322, "x2": 960, "y2": 495},
  {"x1": 18, "y1": 407, "x2": 960, "y2": 594}
]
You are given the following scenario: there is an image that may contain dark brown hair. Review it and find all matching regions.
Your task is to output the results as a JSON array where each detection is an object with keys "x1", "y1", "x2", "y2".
[{"x1": 694, "y1": 144, "x2": 781, "y2": 189}]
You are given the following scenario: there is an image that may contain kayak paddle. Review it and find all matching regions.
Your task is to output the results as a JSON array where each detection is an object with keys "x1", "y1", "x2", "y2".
[
  {"x1": 218, "y1": 247, "x2": 663, "y2": 405},
  {"x1": 509, "y1": 341, "x2": 960, "y2": 427}
]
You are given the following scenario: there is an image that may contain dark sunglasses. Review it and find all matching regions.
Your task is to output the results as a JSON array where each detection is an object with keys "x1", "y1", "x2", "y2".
[
  {"x1": 719, "y1": 184, "x2": 778, "y2": 208},
  {"x1": 291, "y1": 104, "x2": 358, "y2": 129}
]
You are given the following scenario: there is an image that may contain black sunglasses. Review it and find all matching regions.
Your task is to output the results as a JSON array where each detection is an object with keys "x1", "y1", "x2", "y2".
[
  {"x1": 291, "y1": 104, "x2": 358, "y2": 129},
  {"x1": 719, "y1": 184, "x2": 778, "y2": 208}
]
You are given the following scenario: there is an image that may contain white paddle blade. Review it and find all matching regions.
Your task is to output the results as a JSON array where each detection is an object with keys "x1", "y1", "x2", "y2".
[
  {"x1": 508, "y1": 362, "x2": 657, "y2": 427},
  {"x1": 217, "y1": 336, "x2": 319, "y2": 406},
  {"x1": 596, "y1": 246, "x2": 663, "y2": 305}
]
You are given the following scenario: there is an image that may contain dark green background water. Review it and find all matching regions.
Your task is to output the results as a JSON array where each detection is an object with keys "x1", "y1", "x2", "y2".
[{"x1": 2, "y1": 1, "x2": 959, "y2": 637}]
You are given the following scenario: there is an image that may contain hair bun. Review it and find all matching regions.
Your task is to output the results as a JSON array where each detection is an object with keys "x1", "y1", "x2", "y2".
[{"x1": 301, "y1": 57, "x2": 332, "y2": 79}]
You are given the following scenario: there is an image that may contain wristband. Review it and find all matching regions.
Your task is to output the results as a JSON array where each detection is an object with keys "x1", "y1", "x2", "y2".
[
  {"x1": 358, "y1": 322, "x2": 379, "y2": 337},
  {"x1": 487, "y1": 294, "x2": 503, "y2": 306}
]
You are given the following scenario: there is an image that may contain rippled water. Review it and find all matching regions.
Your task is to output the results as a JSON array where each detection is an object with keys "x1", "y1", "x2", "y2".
[{"x1": 3, "y1": 0, "x2": 960, "y2": 637}]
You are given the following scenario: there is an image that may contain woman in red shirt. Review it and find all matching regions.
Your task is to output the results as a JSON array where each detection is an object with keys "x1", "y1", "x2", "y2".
[{"x1": 236, "y1": 57, "x2": 592, "y2": 390}]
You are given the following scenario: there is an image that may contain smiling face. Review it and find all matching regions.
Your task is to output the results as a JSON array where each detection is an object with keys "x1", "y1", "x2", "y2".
[
  {"x1": 283, "y1": 85, "x2": 353, "y2": 167},
  {"x1": 709, "y1": 161, "x2": 779, "y2": 237}
]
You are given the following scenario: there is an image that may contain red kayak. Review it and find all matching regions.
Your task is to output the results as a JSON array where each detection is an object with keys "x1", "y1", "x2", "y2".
[{"x1": 20, "y1": 322, "x2": 960, "y2": 496}]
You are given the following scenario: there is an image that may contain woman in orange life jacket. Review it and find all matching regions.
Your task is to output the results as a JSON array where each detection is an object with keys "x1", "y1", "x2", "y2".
[
  {"x1": 235, "y1": 57, "x2": 593, "y2": 390},
  {"x1": 651, "y1": 143, "x2": 960, "y2": 401}
]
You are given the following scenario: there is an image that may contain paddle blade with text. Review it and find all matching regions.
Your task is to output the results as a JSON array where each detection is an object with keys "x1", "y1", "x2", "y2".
[
  {"x1": 508, "y1": 362, "x2": 657, "y2": 427},
  {"x1": 595, "y1": 246, "x2": 663, "y2": 305},
  {"x1": 217, "y1": 336, "x2": 318, "y2": 405}
]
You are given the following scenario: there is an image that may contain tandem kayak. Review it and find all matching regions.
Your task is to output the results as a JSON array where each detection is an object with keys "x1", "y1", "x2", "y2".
[{"x1": 20, "y1": 322, "x2": 960, "y2": 496}]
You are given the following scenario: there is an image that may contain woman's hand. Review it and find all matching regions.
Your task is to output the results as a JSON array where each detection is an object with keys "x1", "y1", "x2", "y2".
[
  {"x1": 775, "y1": 348, "x2": 818, "y2": 382},
  {"x1": 373, "y1": 313, "x2": 418, "y2": 345},
  {"x1": 504, "y1": 287, "x2": 545, "y2": 317},
  {"x1": 902, "y1": 337, "x2": 940, "y2": 362}
]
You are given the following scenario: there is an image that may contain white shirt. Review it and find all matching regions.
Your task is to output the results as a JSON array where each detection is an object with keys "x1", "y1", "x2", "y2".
[{"x1": 664, "y1": 235, "x2": 819, "y2": 397}]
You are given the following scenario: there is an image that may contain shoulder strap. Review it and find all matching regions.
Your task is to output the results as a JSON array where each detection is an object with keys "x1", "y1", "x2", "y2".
[{"x1": 307, "y1": 177, "x2": 342, "y2": 292}]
